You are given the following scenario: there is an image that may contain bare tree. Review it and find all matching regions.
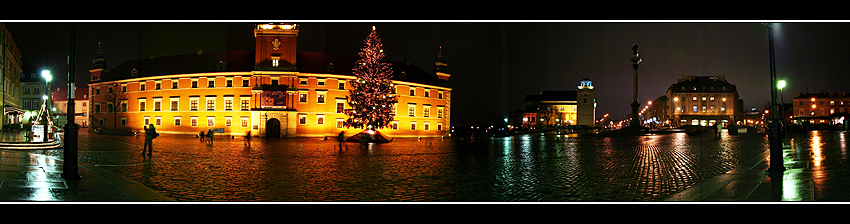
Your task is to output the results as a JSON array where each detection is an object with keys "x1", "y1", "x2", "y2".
[{"x1": 102, "y1": 83, "x2": 127, "y2": 130}]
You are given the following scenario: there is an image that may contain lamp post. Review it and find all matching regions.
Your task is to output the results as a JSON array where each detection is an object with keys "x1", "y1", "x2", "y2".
[
  {"x1": 764, "y1": 23, "x2": 785, "y2": 173},
  {"x1": 63, "y1": 23, "x2": 80, "y2": 179},
  {"x1": 41, "y1": 70, "x2": 51, "y2": 142}
]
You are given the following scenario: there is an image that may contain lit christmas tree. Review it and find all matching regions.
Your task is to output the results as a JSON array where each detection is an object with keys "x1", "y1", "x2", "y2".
[{"x1": 344, "y1": 26, "x2": 398, "y2": 131}]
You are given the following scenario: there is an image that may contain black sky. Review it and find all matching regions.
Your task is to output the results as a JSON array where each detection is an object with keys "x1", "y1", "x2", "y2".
[{"x1": 4, "y1": 21, "x2": 849, "y2": 126}]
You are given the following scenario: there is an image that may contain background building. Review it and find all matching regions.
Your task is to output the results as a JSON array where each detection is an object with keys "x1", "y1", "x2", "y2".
[
  {"x1": 513, "y1": 78, "x2": 596, "y2": 129},
  {"x1": 664, "y1": 75, "x2": 743, "y2": 127},
  {"x1": 1, "y1": 23, "x2": 23, "y2": 129},
  {"x1": 88, "y1": 23, "x2": 452, "y2": 138},
  {"x1": 792, "y1": 91, "x2": 850, "y2": 125},
  {"x1": 52, "y1": 87, "x2": 89, "y2": 128}
]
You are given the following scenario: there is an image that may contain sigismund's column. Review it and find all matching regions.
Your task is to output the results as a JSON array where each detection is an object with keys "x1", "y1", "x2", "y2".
[{"x1": 629, "y1": 43, "x2": 642, "y2": 128}]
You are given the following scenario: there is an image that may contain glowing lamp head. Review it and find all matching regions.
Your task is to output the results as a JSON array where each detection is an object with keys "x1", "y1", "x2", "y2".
[
  {"x1": 41, "y1": 70, "x2": 52, "y2": 82},
  {"x1": 777, "y1": 80, "x2": 786, "y2": 90}
]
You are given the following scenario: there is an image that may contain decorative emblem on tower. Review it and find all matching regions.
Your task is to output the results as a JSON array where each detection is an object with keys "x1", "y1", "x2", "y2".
[{"x1": 272, "y1": 38, "x2": 281, "y2": 50}]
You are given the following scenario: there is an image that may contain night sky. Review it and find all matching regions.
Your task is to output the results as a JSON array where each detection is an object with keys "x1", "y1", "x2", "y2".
[{"x1": 4, "y1": 21, "x2": 849, "y2": 126}]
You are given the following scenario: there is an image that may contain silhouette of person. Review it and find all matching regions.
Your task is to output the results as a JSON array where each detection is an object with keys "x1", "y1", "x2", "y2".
[{"x1": 143, "y1": 124, "x2": 156, "y2": 154}]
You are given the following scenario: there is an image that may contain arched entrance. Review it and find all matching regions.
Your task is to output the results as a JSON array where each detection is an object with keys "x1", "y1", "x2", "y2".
[{"x1": 266, "y1": 118, "x2": 281, "y2": 138}]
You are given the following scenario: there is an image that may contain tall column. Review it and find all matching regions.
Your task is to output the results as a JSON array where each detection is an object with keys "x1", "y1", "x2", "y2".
[{"x1": 629, "y1": 43, "x2": 642, "y2": 127}]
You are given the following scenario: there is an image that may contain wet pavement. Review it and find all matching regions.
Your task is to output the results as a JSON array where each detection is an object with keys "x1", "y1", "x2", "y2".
[{"x1": 1, "y1": 128, "x2": 849, "y2": 202}]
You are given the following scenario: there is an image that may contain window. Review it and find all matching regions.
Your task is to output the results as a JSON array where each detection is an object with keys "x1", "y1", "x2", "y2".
[
  {"x1": 171, "y1": 99, "x2": 179, "y2": 111},
  {"x1": 155, "y1": 116, "x2": 162, "y2": 126},
  {"x1": 438, "y1": 92, "x2": 443, "y2": 99},
  {"x1": 139, "y1": 101, "x2": 146, "y2": 112},
  {"x1": 121, "y1": 101, "x2": 128, "y2": 112},
  {"x1": 208, "y1": 79, "x2": 215, "y2": 88},
  {"x1": 121, "y1": 118, "x2": 127, "y2": 126},
  {"x1": 172, "y1": 80, "x2": 178, "y2": 89},
  {"x1": 154, "y1": 99, "x2": 161, "y2": 111},
  {"x1": 336, "y1": 118, "x2": 344, "y2": 128},
  {"x1": 692, "y1": 106, "x2": 697, "y2": 113},
  {"x1": 206, "y1": 99, "x2": 215, "y2": 111},
  {"x1": 155, "y1": 82, "x2": 161, "y2": 90},
  {"x1": 225, "y1": 99, "x2": 233, "y2": 110},
  {"x1": 191, "y1": 117, "x2": 198, "y2": 126},
  {"x1": 226, "y1": 79, "x2": 233, "y2": 87},
  {"x1": 140, "y1": 83, "x2": 146, "y2": 91},
  {"x1": 192, "y1": 80, "x2": 198, "y2": 88},
  {"x1": 392, "y1": 121, "x2": 398, "y2": 130},
  {"x1": 408, "y1": 103, "x2": 416, "y2": 117},
  {"x1": 174, "y1": 117, "x2": 181, "y2": 126},
  {"x1": 424, "y1": 90, "x2": 430, "y2": 98},
  {"x1": 338, "y1": 82, "x2": 345, "y2": 90},
  {"x1": 317, "y1": 114, "x2": 324, "y2": 125},
  {"x1": 317, "y1": 93, "x2": 325, "y2": 103},
  {"x1": 410, "y1": 121, "x2": 417, "y2": 130},
  {"x1": 106, "y1": 102, "x2": 113, "y2": 113},
  {"x1": 437, "y1": 106, "x2": 444, "y2": 118},
  {"x1": 122, "y1": 84, "x2": 127, "y2": 92},
  {"x1": 409, "y1": 87, "x2": 415, "y2": 96},
  {"x1": 423, "y1": 106, "x2": 430, "y2": 117},
  {"x1": 391, "y1": 104, "x2": 397, "y2": 116},
  {"x1": 299, "y1": 78, "x2": 308, "y2": 85},
  {"x1": 299, "y1": 93, "x2": 307, "y2": 102},
  {"x1": 299, "y1": 114, "x2": 307, "y2": 125},
  {"x1": 241, "y1": 117, "x2": 249, "y2": 127},
  {"x1": 144, "y1": 116, "x2": 150, "y2": 126},
  {"x1": 241, "y1": 99, "x2": 249, "y2": 110},
  {"x1": 336, "y1": 101, "x2": 345, "y2": 113},
  {"x1": 225, "y1": 116, "x2": 232, "y2": 127},
  {"x1": 207, "y1": 116, "x2": 215, "y2": 127},
  {"x1": 424, "y1": 122, "x2": 430, "y2": 131},
  {"x1": 318, "y1": 79, "x2": 326, "y2": 86},
  {"x1": 108, "y1": 86, "x2": 113, "y2": 93},
  {"x1": 190, "y1": 99, "x2": 199, "y2": 111},
  {"x1": 437, "y1": 122, "x2": 443, "y2": 131},
  {"x1": 242, "y1": 79, "x2": 249, "y2": 87}
]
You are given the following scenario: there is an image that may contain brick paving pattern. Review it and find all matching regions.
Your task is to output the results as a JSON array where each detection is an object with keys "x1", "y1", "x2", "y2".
[{"x1": 35, "y1": 130, "x2": 774, "y2": 202}]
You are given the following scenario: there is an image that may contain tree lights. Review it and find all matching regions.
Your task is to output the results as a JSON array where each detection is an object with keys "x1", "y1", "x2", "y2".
[{"x1": 343, "y1": 26, "x2": 398, "y2": 130}]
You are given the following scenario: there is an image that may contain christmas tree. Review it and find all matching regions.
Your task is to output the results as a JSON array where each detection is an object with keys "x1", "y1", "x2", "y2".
[{"x1": 344, "y1": 26, "x2": 398, "y2": 130}]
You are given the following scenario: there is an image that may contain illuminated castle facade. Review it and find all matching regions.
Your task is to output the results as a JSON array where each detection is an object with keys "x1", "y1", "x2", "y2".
[
  {"x1": 87, "y1": 23, "x2": 452, "y2": 138},
  {"x1": 515, "y1": 78, "x2": 596, "y2": 128}
]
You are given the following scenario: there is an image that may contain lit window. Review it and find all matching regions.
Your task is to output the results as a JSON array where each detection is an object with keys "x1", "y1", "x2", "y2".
[
  {"x1": 171, "y1": 99, "x2": 179, "y2": 111},
  {"x1": 299, "y1": 114, "x2": 307, "y2": 125},
  {"x1": 424, "y1": 106, "x2": 430, "y2": 118},
  {"x1": 408, "y1": 103, "x2": 416, "y2": 117},
  {"x1": 191, "y1": 117, "x2": 198, "y2": 126},
  {"x1": 225, "y1": 99, "x2": 233, "y2": 110},
  {"x1": 336, "y1": 118, "x2": 344, "y2": 128},
  {"x1": 317, "y1": 114, "x2": 324, "y2": 125},
  {"x1": 299, "y1": 93, "x2": 307, "y2": 102},
  {"x1": 190, "y1": 99, "x2": 199, "y2": 111},
  {"x1": 207, "y1": 116, "x2": 215, "y2": 127},
  {"x1": 241, "y1": 117, "x2": 249, "y2": 127},
  {"x1": 225, "y1": 116, "x2": 232, "y2": 127},
  {"x1": 241, "y1": 99, "x2": 249, "y2": 110},
  {"x1": 392, "y1": 121, "x2": 398, "y2": 130},
  {"x1": 207, "y1": 99, "x2": 215, "y2": 111}
]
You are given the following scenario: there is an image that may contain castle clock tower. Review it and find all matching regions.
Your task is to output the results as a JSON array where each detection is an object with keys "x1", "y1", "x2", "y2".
[
  {"x1": 577, "y1": 78, "x2": 596, "y2": 127},
  {"x1": 254, "y1": 23, "x2": 299, "y2": 71}
]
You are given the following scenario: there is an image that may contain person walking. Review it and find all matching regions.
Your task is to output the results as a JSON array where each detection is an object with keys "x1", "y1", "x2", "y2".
[
  {"x1": 200, "y1": 131, "x2": 206, "y2": 142},
  {"x1": 207, "y1": 129, "x2": 214, "y2": 144},
  {"x1": 143, "y1": 124, "x2": 156, "y2": 154},
  {"x1": 337, "y1": 131, "x2": 346, "y2": 152},
  {"x1": 245, "y1": 131, "x2": 251, "y2": 147}
]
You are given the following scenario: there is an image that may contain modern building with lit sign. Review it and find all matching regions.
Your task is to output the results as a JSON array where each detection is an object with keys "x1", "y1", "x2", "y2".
[
  {"x1": 87, "y1": 23, "x2": 452, "y2": 138},
  {"x1": 514, "y1": 78, "x2": 596, "y2": 128}
]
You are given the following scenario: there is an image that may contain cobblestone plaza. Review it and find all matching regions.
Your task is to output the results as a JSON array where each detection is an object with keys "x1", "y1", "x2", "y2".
[{"x1": 23, "y1": 129, "x2": 847, "y2": 202}]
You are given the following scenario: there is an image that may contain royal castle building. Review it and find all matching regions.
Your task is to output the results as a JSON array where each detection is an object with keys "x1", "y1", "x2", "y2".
[
  {"x1": 87, "y1": 23, "x2": 451, "y2": 138},
  {"x1": 664, "y1": 75, "x2": 743, "y2": 127}
]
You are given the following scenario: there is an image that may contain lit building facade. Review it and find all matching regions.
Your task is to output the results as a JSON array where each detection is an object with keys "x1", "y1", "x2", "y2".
[
  {"x1": 52, "y1": 87, "x2": 89, "y2": 128},
  {"x1": 88, "y1": 23, "x2": 452, "y2": 138},
  {"x1": 515, "y1": 78, "x2": 596, "y2": 128},
  {"x1": 664, "y1": 75, "x2": 743, "y2": 127},
  {"x1": 792, "y1": 91, "x2": 850, "y2": 124},
  {"x1": 1, "y1": 23, "x2": 23, "y2": 127}
]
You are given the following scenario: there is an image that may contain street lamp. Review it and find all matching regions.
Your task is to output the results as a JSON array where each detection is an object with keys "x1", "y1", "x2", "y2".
[
  {"x1": 764, "y1": 23, "x2": 785, "y2": 173},
  {"x1": 40, "y1": 70, "x2": 52, "y2": 142}
]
